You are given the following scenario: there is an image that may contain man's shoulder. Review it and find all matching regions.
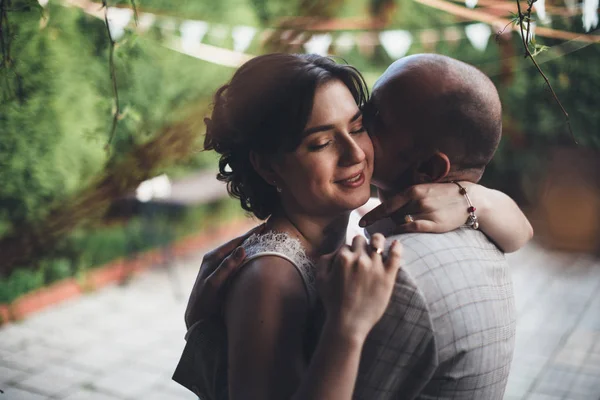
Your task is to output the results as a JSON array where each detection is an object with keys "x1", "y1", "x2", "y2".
[
  {"x1": 388, "y1": 227, "x2": 505, "y2": 266},
  {"x1": 386, "y1": 228, "x2": 511, "y2": 313}
]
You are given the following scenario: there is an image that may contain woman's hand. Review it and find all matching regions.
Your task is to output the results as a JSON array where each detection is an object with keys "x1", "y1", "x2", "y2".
[
  {"x1": 316, "y1": 234, "x2": 402, "y2": 341},
  {"x1": 185, "y1": 223, "x2": 266, "y2": 329},
  {"x1": 358, "y1": 182, "x2": 533, "y2": 252},
  {"x1": 359, "y1": 183, "x2": 473, "y2": 233}
]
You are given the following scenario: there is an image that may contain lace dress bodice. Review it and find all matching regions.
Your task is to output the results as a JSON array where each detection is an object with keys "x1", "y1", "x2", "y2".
[{"x1": 241, "y1": 232, "x2": 317, "y2": 306}]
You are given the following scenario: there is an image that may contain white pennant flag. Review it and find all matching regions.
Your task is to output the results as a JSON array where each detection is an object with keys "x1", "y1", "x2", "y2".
[
  {"x1": 107, "y1": 7, "x2": 133, "y2": 41},
  {"x1": 38, "y1": 0, "x2": 49, "y2": 7},
  {"x1": 180, "y1": 21, "x2": 209, "y2": 52},
  {"x1": 465, "y1": 23, "x2": 492, "y2": 51},
  {"x1": 379, "y1": 30, "x2": 412, "y2": 59},
  {"x1": 304, "y1": 34, "x2": 333, "y2": 56},
  {"x1": 465, "y1": 0, "x2": 478, "y2": 8},
  {"x1": 232, "y1": 26, "x2": 257, "y2": 53},
  {"x1": 516, "y1": 21, "x2": 536, "y2": 43},
  {"x1": 582, "y1": 0, "x2": 599, "y2": 32},
  {"x1": 335, "y1": 32, "x2": 355, "y2": 54},
  {"x1": 534, "y1": 0, "x2": 551, "y2": 25},
  {"x1": 137, "y1": 13, "x2": 156, "y2": 33}
]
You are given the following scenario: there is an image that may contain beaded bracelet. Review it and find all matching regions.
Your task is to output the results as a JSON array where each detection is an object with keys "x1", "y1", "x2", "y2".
[{"x1": 451, "y1": 181, "x2": 479, "y2": 230}]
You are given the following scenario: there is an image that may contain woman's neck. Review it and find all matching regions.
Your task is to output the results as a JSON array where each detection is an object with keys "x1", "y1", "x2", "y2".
[{"x1": 266, "y1": 208, "x2": 350, "y2": 259}]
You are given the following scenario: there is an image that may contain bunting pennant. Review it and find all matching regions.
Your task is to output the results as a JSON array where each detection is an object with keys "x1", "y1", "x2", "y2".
[
  {"x1": 63, "y1": 0, "x2": 531, "y2": 70},
  {"x1": 443, "y1": 26, "x2": 463, "y2": 44},
  {"x1": 465, "y1": 23, "x2": 492, "y2": 51},
  {"x1": 303, "y1": 34, "x2": 333, "y2": 56},
  {"x1": 465, "y1": 0, "x2": 478, "y2": 9},
  {"x1": 534, "y1": 0, "x2": 551, "y2": 25},
  {"x1": 232, "y1": 26, "x2": 257, "y2": 53},
  {"x1": 137, "y1": 13, "x2": 156, "y2": 33},
  {"x1": 583, "y1": 0, "x2": 599, "y2": 32},
  {"x1": 516, "y1": 21, "x2": 536, "y2": 43},
  {"x1": 180, "y1": 20, "x2": 209, "y2": 52},
  {"x1": 379, "y1": 30, "x2": 412, "y2": 59},
  {"x1": 106, "y1": 7, "x2": 133, "y2": 40},
  {"x1": 335, "y1": 32, "x2": 356, "y2": 54}
]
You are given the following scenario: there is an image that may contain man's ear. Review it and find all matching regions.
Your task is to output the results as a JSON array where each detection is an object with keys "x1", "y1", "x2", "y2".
[
  {"x1": 412, "y1": 151, "x2": 451, "y2": 183},
  {"x1": 249, "y1": 150, "x2": 280, "y2": 188}
]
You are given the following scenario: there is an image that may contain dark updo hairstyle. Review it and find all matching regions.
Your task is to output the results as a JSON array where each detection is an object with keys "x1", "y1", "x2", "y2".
[{"x1": 204, "y1": 53, "x2": 369, "y2": 220}]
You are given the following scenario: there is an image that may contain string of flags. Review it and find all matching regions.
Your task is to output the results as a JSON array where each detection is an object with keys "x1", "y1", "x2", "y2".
[
  {"x1": 54, "y1": 0, "x2": 530, "y2": 67},
  {"x1": 105, "y1": 8, "x2": 501, "y2": 58}
]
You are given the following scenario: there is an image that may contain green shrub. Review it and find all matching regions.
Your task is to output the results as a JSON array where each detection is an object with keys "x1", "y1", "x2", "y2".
[
  {"x1": 41, "y1": 258, "x2": 73, "y2": 285},
  {"x1": 0, "y1": 268, "x2": 44, "y2": 303}
]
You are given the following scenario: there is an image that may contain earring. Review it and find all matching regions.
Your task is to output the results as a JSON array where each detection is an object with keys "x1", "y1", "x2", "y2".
[{"x1": 273, "y1": 181, "x2": 282, "y2": 193}]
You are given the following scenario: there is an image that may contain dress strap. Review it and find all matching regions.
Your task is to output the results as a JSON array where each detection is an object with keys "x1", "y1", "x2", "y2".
[{"x1": 241, "y1": 232, "x2": 317, "y2": 307}]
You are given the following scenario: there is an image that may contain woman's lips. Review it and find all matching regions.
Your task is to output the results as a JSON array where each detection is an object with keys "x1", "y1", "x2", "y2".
[{"x1": 336, "y1": 172, "x2": 365, "y2": 188}]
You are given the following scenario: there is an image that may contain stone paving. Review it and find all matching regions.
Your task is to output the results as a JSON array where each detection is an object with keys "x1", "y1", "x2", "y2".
[{"x1": 1, "y1": 238, "x2": 599, "y2": 400}]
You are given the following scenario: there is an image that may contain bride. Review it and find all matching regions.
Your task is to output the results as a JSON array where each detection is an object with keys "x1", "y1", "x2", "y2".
[{"x1": 176, "y1": 53, "x2": 532, "y2": 399}]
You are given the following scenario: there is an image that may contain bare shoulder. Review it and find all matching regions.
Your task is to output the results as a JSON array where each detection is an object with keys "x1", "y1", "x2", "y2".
[{"x1": 224, "y1": 255, "x2": 309, "y2": 320}]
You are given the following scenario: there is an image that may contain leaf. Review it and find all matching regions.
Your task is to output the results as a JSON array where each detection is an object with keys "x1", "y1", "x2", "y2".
[{"x1": 532, "y1": 44, "x2": 550, "y2": 56}]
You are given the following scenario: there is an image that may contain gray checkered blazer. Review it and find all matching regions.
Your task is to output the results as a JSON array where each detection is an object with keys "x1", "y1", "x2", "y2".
[{"x1": 354, "y1": 227, "x2": 516, "y2": 400}]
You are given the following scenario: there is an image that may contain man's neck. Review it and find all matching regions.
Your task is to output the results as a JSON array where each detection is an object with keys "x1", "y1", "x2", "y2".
[{"x1": 379, "y1": 170, "x2": 482, "y2": 198}]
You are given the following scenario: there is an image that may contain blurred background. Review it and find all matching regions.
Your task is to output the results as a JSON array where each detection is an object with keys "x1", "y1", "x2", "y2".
[{"x1": 0, "y1": 0, "x2": 599, "y2": 399}]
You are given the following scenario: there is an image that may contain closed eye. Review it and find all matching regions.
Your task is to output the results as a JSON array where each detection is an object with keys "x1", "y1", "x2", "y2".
[
  {"x1": 308, "y1": 141, "x2": 332, "y2": 151},
  {"x1": 350, "y1": 126, "x2": 366, "y2": 134}
]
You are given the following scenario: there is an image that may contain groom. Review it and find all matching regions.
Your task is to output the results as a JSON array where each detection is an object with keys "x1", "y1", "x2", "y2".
[{"x1": 182, "y1": 54, "x2": 517, "y2": 399}]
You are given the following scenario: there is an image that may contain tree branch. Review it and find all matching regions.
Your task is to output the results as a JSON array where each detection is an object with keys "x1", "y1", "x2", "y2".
[
  {"x1": 102, "y1": 0, "x2": 121, "y2": 153},
  {"x1": 516, "y1": 0, "x2": 576, "y2": 144}
]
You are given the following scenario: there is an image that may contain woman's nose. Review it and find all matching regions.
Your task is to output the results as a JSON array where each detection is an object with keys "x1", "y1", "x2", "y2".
[{"x1": 339, "y1": 134, "x2": 366, "y2": 166}]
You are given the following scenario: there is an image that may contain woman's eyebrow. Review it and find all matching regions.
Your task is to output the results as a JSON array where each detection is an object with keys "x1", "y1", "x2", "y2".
[
  {"x1": 349, "y1": 110, "x2": 362, "y2": 122},
  {"x1": 302, "y1": 110, "x2": 363, "y2": 136}
]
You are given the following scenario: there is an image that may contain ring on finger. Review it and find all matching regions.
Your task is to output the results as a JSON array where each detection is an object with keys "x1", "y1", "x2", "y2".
[
  {"x1": 371, "y1": 246, "x2": 384, "y2": 256},
  {"x1": 404, "y1": 214, "x2": 414, "y2": 224}
]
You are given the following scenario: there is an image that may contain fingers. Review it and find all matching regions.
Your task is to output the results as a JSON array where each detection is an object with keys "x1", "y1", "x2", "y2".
[
  {"x1": 369, "y1": 233, "x2": 386, "y2": 258},
  {"x1": 350, "y1": 235, "x2": 367, "y2": 253},
  {"x1": 359, "y1": 193, "x2": 410, "y2": 227},
  {"x1": 384, "y1": 240, "x2": 402, "y2": 271},
  {"x1": 206, "y1": 246, "x2": 247, "y2": 289},
  {"x1": 359, "y1": 203, "x2": 387, "y2": 227},
  {"x1": 393, "y1": 218, "x2": 438, "y2": 234},
  {"x1": 206, "y1": 223, "x2": 265, "y2": 262},
  {"x1": 335, "y1": 245, "x2": 355, "y2": 267}
]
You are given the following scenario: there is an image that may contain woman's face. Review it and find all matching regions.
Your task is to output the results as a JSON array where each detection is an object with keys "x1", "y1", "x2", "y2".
[{"x1": 273, "y1": 80, "x2": 374, "y2": 217}]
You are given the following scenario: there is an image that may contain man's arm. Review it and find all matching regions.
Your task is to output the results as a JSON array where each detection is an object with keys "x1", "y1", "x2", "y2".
[
  {"x1": 185, "y1": 223, "x2": 265, "y2": 329},
  {"x1": 359, "y1": 183, "x2": 533, "y2": 253}
]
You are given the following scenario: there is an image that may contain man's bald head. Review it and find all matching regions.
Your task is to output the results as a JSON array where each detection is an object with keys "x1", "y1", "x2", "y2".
[{"x1": 368, "y1": 54, "x2": 502, "y2": 191}]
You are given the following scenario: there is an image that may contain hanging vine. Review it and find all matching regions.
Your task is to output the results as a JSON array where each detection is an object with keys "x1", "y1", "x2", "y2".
[
  {"x1": 498, "y1": 0, "x2": 577, "y2": 143},
  {"x1": 100, "y1": 0, "x2": 138, "y2": 153},
  {"x1": 1, "y1": 0, "x2": 16, "y2": 100}
]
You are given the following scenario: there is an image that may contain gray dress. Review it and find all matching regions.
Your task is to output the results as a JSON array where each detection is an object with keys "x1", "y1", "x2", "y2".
[{"x1": 172, "y1": 232, "x2": 317, "y2": 399}]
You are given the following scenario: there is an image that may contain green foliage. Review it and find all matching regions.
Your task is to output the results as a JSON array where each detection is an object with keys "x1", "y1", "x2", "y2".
[
  {"x1": 0, "y1": 268, "x2": 44, "y2": 303},
  {"x1": 0, "y1": 3, "x2": 234, "y2": 238},
  {"x1": 1, "y1": 0, "x2": 599, "y2": 295},
  {"x1": 0, "y1": 198, "x2": 245, "y2": 303},
  {"x1": 41, "y1": 258, "x2": 74, "y2": 284}
]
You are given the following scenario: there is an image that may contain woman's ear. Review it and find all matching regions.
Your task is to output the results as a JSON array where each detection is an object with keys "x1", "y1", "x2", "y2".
[
  {"x1": 249, "y1": 150, "x2": 280, "y2": 189},
  {"x1": 413, "y1": 151, "x2": 451, "y2": 183}
]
